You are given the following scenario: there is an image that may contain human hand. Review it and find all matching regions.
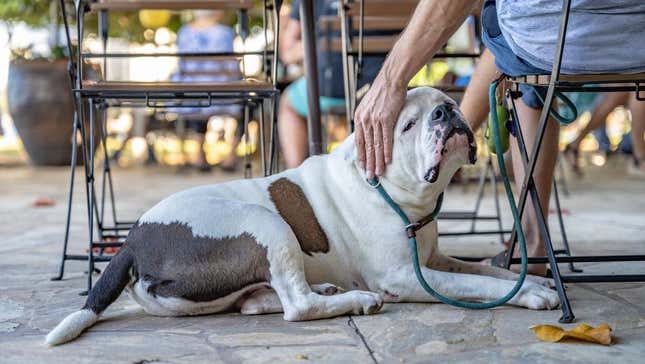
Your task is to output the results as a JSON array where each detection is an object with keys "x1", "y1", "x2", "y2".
[{"x1": 353, "y1": 76, "x2": 406, "y2": 179}]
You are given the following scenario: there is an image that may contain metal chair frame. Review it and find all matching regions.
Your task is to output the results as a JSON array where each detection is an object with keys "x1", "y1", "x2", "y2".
[
  {"x1": 502, "y1": 0, "x2": 645, "y2": 323},
  {"x1": 51, "y1": 0, "x2": 283, "y2": 294}
]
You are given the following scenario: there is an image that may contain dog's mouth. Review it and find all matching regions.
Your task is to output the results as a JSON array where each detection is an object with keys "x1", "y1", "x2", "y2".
[{"x1": 424, "y1": 127, "x2": 477, "y2": 183}]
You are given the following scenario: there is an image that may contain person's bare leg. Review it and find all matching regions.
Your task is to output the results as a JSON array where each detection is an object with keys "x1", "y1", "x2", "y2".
[
  {"x1": 194, "y1": 133, "x2": 211, "y2": 172},
  {"x1": 460, "y1": 49, "x2": 499, "y2": 132},
  {"x1": 564, "y1": 92, "x2": 628, "y2": 175},
  {"x1": 627, "y1": 94, "x2": 645, "y2": 176},
  {"x1": 569, "y1": 92, "x2": 629, "y2": 150},
  {"x1": 278, "y1": 95, "x2": 308, "y2": 168},
  {"x1": 509, "y1": 99, "x2": 560, "y2": 276}
]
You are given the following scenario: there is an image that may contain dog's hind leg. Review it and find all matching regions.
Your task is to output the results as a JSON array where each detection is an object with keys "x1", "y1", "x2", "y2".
[
  {"x1": 239, "y1": 283, "x2": 344, "y2": 315},
  {"x1": 240, "y1": 287, "x2": 282, "y2": 314},
  {"x1": 264, "y1": 228, "x2": 382, "y2": 320}
]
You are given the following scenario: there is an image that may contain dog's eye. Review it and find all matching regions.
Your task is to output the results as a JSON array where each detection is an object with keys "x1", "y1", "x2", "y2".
[{"x1": 402, "y1": 119, "x2": 417, "y2": 132}]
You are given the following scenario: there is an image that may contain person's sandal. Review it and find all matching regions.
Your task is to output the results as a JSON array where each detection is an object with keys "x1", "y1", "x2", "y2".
[
  {"x1": 488, "y1": 250, "x2": 552, "y2": 277},
  {"x1": 490, "y1": 250, "x2": 509, "y2": 268}
]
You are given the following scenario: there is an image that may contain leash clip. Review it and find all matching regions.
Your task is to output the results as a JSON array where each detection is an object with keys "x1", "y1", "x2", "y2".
[
  {"x1": 366, "y1": 177, "x2": 381, "y2": 188},
  {"x1": 405, "y1": 222, "x2": 421, "y2": 238}
]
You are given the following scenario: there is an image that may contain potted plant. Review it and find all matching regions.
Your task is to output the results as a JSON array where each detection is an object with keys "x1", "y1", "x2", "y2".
[
  {"x1": 0, "y1": 0, "x2": 148, "y2": 165},
  {"x1": 0, "y1": 0, "x2": 79, "y2": 165}
]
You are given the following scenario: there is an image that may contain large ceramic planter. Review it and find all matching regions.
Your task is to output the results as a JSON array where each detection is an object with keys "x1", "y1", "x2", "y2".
[{"x1": 8, "y1": 60, "x2": 90, "y2": 166}]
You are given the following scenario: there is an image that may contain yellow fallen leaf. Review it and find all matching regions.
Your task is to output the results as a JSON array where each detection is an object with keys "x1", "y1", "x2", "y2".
[{"x1": 530, "y1": 323, "x2": 612, "y2": 345}]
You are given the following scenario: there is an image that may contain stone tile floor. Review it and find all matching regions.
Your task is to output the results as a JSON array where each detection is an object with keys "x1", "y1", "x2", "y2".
[{"x1": 1, "y1": 160, "x2": 644, "y2": 363}]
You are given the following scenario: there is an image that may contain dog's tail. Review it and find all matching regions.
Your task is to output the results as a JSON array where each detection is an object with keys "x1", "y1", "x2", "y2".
[{"x1": 45, "y1": 247, "x2": 134, "y2": 346}]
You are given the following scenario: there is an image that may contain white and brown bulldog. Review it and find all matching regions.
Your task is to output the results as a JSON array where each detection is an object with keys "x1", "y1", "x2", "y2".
[{"x1": 46, "y1": 87, "x2": 558, "y2": 346}]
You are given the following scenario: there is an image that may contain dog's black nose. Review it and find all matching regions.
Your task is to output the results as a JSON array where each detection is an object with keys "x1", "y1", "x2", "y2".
[{"x1": 431, "y1": 103, "x2": 455, "y2": 123}]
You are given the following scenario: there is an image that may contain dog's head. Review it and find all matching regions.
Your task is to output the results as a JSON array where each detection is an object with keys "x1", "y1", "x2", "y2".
[
  {"x1": 387, "y1": 87, "x2": 477, "y2": 187},
  {"x1": 338, "y1": 87, "x2": 476, "y2": 191}
]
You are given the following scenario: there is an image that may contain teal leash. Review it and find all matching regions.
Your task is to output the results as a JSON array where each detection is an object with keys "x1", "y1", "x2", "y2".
[
  {"x1": 366, "y1": 77, "x2": 534, "y2": 308},
  {"x1": 531, "y1": 88, "x2": 578, "y2": 125}
]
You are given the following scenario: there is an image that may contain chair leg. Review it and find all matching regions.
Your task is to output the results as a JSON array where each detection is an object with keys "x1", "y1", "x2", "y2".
[
  {"x1": 489, "y1": 157, "x2": 506, "y2": 245},
  {"x1": 259, "y1": 100, "x2": 267, "y2": 176},
  {"x1": 100, "y1": 105, "x2": 119, "y2": 227},
  {"x1": 508, "y1": 88, "x2": 575, "y2": 323},
  {"x1": 51, "y1": 112, "x2": 80, "y2": 281},
  {"x1": 552, "y1": 179, "x2": 582, "y2": 273},
  {"x1": 557, "y1": 154, "x2": 570, "y2": 196},
  {"x1": 243, "y1": 102, "x2": 252, "y2": 178},
  {"x1": 85, "y1": 99, "x2": 98, "y2": 295},
  {"x1": 469, "y1": 157, "x2": 490, "y2": 232},
  {"x1": 269, "y1": 93, "x2": 280, "y2": 175}
]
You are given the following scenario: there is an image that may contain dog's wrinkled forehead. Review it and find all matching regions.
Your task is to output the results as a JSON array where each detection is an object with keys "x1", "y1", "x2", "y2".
[{"x1": 398, "y1": 87, "x2": 459, "y2": 124}]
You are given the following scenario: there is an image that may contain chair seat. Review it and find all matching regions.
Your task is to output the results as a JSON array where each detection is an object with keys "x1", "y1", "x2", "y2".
[
  {"x1": 81, "y1": 79, "x2": 274, "y2": 92},
  {"x1": 90, "y1": 0, "x2": 254, "y2": 11},
  {"x1": 510, "y1": 73, "x2": 645, "y2": 86}
]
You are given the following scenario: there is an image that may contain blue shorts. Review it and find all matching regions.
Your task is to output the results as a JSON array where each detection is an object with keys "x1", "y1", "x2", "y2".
[
  {"x1": 286, "y1": 77, "x2": 346, "y2": 118},
  {"x1": 481, "y1": 0, "x2": 549, "y2": 109}
]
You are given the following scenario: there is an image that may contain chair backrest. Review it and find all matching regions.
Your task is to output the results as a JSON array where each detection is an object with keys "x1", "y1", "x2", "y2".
[
  {"x1": 318, "y1": 0, "x2": 479, "y2": 54},
  {"x1": 90, "y1": 0, "x2": 254, "y2": 11}
]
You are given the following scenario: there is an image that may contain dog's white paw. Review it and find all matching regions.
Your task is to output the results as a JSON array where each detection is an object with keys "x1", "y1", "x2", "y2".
[
  {"x1": 311, "y1": 283, "x2": 344, "y2": 296},
  {"x1": 350, "y1": 291, "x2": 383, "y2": 315},
  {"x1": 525, "y1": 274, "x2": 556, "y2": 289},
  {"x1": 511, "y1": 283, "x2": 560, "y2": 310}
]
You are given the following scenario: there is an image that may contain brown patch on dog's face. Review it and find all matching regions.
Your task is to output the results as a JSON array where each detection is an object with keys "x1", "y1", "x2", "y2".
[{"x1": 268, "y1": 178, "x2": 330, "y2": 256}]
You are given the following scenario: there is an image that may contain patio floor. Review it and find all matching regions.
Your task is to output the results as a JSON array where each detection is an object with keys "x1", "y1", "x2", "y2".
[{"x1": 1, "y1": 159, "x2": 645, "y2": 363}]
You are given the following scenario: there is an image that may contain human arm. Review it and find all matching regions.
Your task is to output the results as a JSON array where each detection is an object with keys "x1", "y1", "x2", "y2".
[
  {"x1": 279, "y1": 18, "x2": 304, "y2": 65},
  {"x1": 354, "y1": 0, "x2": 479, "y2": 178}
]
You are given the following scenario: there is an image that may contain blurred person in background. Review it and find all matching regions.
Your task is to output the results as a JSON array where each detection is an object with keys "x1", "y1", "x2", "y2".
[
  {"x1": 172, "y1": 10, "x2": 241, "y2": 172},
  {"x1": 563, "y1": 92, "x2": 645, "y2": 177},
  {"x1": 277, "y1": 0, "x2": 386, "y2": 168}
]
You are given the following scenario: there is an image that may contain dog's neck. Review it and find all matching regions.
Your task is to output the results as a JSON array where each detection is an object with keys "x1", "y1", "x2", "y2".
[{"x1": 332, "y1": 135, "x2": 448, "y2": 221}]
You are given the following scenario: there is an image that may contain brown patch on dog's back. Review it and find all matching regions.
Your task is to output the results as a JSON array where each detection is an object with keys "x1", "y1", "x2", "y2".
[{"x1": 268, "y1": 178, "x2": 329, "y2": 256}]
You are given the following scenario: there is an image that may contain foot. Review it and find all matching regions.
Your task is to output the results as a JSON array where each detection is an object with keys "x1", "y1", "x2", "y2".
[
  {"x1": 525, "y1": 274, "x2": 556, "y2": 289},
  {"x1": 219, "y1": 154, "x2": 239, "y2": 173},
  {"x1": 349, "y1": 291, "x2": 384, "y2": 315},
  {"x1": 563, "y1": 144, "x2": 583, "y2": 176},
  {"x1": 627, "y1": 157, "x2": 645, "y2": 178},
  {"x1": 509, "y1": 282, "x2": 560, "y2": 310},
  {"x1": 196, "y1": 163, "x2": 212, "y2": 173},
  {"x1": 484, "y1": 250, "x2": 548, "y2": 276}
]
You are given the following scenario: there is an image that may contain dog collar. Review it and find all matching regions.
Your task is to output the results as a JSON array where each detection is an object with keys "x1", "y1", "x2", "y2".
[{"x1": 366, "y1": 177, "x2": 443, "y2": 238}]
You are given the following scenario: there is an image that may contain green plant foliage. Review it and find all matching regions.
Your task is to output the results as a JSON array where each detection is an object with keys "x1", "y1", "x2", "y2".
[{"x1": 0, "y1": 0, "x2": 52, "y2": 27}]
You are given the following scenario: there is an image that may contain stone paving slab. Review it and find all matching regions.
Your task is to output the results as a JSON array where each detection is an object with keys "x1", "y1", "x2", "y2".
[{"x1": 1, "y1": 163, "x2": 644, "y2": 363}]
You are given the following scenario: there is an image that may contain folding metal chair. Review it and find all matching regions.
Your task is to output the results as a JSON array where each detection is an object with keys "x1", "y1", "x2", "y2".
[
  {"x1": 497, "y1": 0, "x2": 645, "y2": 322},
  {"x1": 51, "y1": 0, "x2": 283, "y2": 294}
]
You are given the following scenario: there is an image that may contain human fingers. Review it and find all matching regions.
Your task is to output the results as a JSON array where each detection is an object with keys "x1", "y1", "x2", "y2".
[
  {"x1": 363, "y1": 123, "x2": 376, "y2": 179},
  {"x1": 373, "y1": 122, "x2": 385, "y2": 176}
]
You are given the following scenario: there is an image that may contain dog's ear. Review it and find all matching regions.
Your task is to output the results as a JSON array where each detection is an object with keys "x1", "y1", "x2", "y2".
[{"x1": 332, "y1": 133, "x2": 358, "y2": 163}]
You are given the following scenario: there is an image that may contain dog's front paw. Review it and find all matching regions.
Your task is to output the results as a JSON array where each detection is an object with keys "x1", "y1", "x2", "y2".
[
  {"x1": 511, "y1": 283, "x2": 560, "y2": 310},
  {"x1": 350, "y1": 291, "x2": 383, "y2": 315},
  {"x1": 525, "y1": 274, "x2": 556, "y2": 289}
]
